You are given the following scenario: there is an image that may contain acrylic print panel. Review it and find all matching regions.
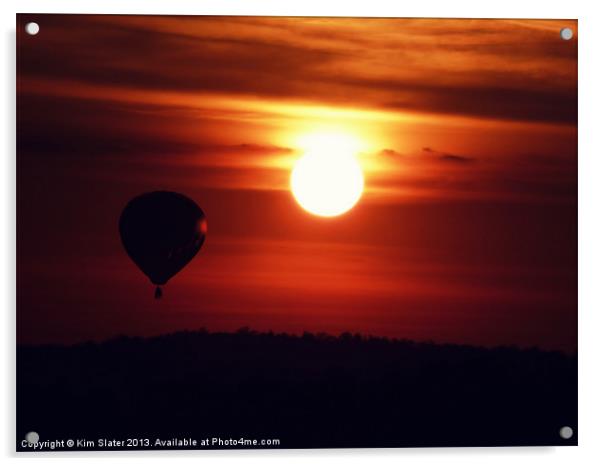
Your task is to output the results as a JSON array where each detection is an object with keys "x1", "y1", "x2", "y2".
[{"x1": 16, "y1": 14, "x2": 577, "y2": 451}]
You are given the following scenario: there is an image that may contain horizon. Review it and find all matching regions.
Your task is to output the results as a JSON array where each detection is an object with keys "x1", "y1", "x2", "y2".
[{"x1": 16, "y1": 326, "x2": 578, "y2": 356}]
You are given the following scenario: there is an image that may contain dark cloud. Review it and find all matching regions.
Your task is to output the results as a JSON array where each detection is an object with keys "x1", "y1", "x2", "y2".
[
  {"x1": 372, "y1": 79, "x2": 577, "y2": 124},
  {"x1": 230, "y1": 144, "x2": 294, "y2": 155},
  {"x1": 378, "y1": 148, "x2": 403, "y2": 158},
  {"x1": 421, "y1": 147, "x2": 475, "y2": 164},
  {"x1": 17, "y1": 15, "x2": 348, "y2": 102},
  {"x1": 17, "y1": 15, "x2": 577, "y2": 124},
  {"x1": 439, "y1": 154, "x2": 474, "y2": 164},
  {"x1": 17, "y1": 93, "x2": 293, "y2": 160}
]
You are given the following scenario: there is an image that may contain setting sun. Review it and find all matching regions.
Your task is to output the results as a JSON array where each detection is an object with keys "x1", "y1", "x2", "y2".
[{"x1": 290, "y1": 132, "x2": 365, "y2": 217}]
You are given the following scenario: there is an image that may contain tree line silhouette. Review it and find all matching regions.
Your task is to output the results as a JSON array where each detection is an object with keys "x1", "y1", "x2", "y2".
[{"x1": 17, "y1": 328, "x2": 577, "y2": 450}]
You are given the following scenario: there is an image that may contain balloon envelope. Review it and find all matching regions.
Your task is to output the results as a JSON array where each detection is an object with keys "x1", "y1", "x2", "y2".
[{"x1": 119, "y1": 191, "x2": 207, "y2": 287}]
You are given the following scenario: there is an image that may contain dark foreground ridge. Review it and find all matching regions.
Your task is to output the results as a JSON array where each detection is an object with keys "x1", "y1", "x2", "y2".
[{"x1": 17, "y1": 329, "x2": 577, "y2": 450}]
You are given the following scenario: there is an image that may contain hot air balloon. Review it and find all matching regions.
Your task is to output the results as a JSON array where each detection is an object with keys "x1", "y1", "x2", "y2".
[{"x1": 119, "y1": 191, "x2": 207, "y2": 298}]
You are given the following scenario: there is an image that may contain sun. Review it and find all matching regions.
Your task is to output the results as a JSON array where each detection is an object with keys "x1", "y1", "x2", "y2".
[{"x1": 290, "y1": 132, "x2": 365, "y2": 217}]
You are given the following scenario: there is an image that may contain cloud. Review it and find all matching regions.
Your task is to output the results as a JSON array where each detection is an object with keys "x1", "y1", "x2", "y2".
[
  {"x1": 17, "y1": 93, "x2": 293, "y2": 160},
  {"x1": 439, "y1": 154, "x2": 474, "y2": 164},
  {"x1": 17, "y1": 15, "x2": 577, "y2": 125},
  {"x1": 421, "y1": 147, "x2": 475, "y2": 164},
  {"x1": 16, "y1": 15, "x2": 576, "y2": 206},
  {"x1": 378, "y1": 148, "x2": 403, "y2": 158},
  {"x1": 380, "y1": 81, "x2": 576, "y2": 124}
]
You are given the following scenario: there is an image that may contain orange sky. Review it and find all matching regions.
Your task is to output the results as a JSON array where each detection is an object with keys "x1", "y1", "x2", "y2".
[{"x1": 17, "y1": 15, "x2": 577, "y2": 351}]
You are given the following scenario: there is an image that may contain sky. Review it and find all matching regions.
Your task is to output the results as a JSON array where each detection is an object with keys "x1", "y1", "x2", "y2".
[{"x1": 17, "y1": 15, "x2": 577, "y2": 351}]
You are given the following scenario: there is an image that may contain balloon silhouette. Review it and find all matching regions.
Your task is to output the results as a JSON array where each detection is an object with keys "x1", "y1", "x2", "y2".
[{"x1": 119, "y1": 191, "x2": 207, "y2": 298}]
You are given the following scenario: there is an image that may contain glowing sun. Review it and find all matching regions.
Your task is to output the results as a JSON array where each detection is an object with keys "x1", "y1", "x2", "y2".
[{"x1": 290, "y1": 132, "x2": 365, "y2": 217}]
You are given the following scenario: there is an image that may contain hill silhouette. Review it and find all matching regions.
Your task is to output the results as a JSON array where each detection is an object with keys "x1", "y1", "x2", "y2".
[{"x1": 17, "y1": 329, "x2": 577, "y2": 450}]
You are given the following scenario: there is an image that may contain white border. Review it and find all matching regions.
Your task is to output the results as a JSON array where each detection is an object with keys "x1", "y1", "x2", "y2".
[
  {"x1": 9, "y1": 0, "x2": 582, "y2": 18},
  {"x1": 3, "y1": 1, "x2": 602, "y2": 465}
]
